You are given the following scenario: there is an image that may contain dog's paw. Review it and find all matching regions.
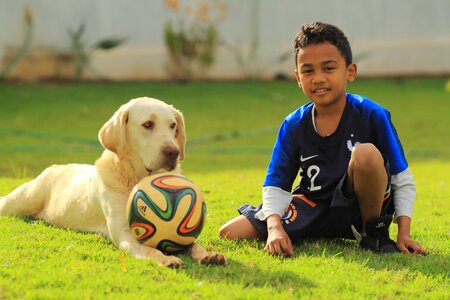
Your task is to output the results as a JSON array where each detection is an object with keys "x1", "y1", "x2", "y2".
[
  {"x1": 199, "y1": 251, "x2": 227, "y2": 265},
  {"x1": 160, "y1": 255, "x2": 184, "y2": 268}
]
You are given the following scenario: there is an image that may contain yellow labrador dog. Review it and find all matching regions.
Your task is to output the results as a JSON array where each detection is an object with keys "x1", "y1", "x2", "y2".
[{"x1": 0, "y1": 97, "x2": 226, "y2": 268}]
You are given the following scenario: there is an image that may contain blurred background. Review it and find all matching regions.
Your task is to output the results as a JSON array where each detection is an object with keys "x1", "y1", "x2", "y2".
[
  {"x1": 0, "y1": 0, "x2": 449, "y2": 178},
  {"x1": 1, "y1": 0, "x2": 449, "y2": 82}
]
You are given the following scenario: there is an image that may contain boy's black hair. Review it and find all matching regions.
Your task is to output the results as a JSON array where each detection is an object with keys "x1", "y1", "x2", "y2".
[{"x1": 294, "y1": 22, "x2": 353, "y2": 66}]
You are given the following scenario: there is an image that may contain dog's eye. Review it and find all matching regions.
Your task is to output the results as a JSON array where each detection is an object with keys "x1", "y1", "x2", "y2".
[
  {"x1": 142, "y1": 121, "x2": 154, "y2": 129},
  {"x1": 170, "y1": 122, "x2": 176, "y2": 130}
]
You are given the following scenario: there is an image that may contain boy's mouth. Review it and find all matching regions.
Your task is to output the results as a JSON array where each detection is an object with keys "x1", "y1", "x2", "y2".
[{"x1": 313, "y1": 88, "x2": 330, "y2": 94}]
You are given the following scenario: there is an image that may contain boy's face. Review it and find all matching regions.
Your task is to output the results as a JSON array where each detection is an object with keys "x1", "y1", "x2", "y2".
[{"x1": 295, "y1": 42, "x2": 356, "y2": 107}]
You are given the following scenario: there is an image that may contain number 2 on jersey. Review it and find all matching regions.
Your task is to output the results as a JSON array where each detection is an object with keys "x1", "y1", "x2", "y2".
[{"x1": 307, "y1": 165, "x2": 321, "y2": 191}]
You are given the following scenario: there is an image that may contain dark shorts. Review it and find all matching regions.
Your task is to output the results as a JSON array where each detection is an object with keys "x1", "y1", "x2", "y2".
[{"x1": 239, "y1": 171, "x2": 394, "y2": 242}]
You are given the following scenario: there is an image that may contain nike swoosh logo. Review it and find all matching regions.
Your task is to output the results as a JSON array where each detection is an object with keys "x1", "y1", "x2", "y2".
[{"x1": 300, "y1": 154, "x2": 319, "y2": 162}]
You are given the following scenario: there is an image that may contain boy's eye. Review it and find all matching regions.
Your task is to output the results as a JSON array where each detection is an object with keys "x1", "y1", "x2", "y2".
[
  {"x1": 324, "y1": 66, "x2": 336, "y2": 72},
  {"x1": 301, "y1": 69, "x2": 312, "y2": 75}
]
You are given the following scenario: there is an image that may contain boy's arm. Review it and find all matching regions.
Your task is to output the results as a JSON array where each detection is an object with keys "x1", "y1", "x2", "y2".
[
  {"x1": 255, "y1": 186, "x2": 294, "y2": 257},
  {"x1": 397, "y1": 216, "x2": 426, "y2": 255},
  {"x1": 258, "y1": 117, "x2": 302, "y2": 256},
  {"x1": 264, "y1": 214, "x2": 294, "y2": 257},
  {"x1": 391, "y1": 168, "x2": 426, "y2": 255},
  {"x1": 391, "y1": 168, "x2": 415, "y2": 221},
  {"x1": 255, "y1": 186, "x2": 292, "y2": 221}
]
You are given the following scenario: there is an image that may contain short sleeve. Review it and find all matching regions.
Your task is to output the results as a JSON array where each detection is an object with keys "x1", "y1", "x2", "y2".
[
  {"x1": 371, "y1": 107, "x2": 408, "y2": 175},
  {"x1": 263, "y1": 119, "x2": 300, "y2": 192}
]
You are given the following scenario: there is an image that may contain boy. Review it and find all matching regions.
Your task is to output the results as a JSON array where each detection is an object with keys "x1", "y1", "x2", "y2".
[{"x1": 219, "y1": 22, "x2": 426, "y2": 256}]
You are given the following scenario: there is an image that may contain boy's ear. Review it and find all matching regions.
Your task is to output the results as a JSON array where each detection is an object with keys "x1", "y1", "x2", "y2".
[
  {"x1": 294, "y1": 69, "x2": 302, "y2": 87},
  {"x1": 347, "y1": 63, "x2": 357, "y2": 82}
]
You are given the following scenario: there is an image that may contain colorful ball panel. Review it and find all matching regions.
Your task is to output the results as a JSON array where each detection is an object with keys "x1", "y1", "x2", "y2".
[{"x1": 126, "y1": 173, "x2": 206, "y2": 253}]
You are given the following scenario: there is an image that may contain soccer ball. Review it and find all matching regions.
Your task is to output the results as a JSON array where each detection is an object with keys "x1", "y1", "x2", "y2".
[{"x1": 126, "y1": 172, "x2": 206, "y2": 253}]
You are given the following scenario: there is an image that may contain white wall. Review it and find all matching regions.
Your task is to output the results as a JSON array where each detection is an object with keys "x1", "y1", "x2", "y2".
[{"x1": 1, "y1": 0, "x2": 449, "y2": 80}]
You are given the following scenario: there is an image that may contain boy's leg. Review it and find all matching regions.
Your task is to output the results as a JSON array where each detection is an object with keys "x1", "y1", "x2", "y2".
[
  {"x1": 344, "y1": 143, "x2": 398, "y2": 253},
  {"x1": 344, "y1": 143, "x2": 387, "y2": 232},
  {"x1": 219, "y1": 215, "x2": 262, "y2": 240}
]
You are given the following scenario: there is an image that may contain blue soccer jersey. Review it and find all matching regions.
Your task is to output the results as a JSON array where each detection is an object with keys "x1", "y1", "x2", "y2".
[{"x1": 263, "y1": 93, "x2": 408, "y2": 205}]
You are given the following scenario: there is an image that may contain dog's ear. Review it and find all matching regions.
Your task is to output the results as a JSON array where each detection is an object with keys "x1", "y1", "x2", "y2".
[
  {"x1": 98, "y1": 104, "x2": 129, "y2": 159},
  {"x1": 173, "y1": 107, "x2": 186, "y2": 161}
]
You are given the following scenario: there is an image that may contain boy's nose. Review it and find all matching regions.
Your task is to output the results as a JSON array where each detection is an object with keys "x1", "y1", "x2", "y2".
[{"x1": 312, "y1": 73, "x2": 326, "y2": 84}]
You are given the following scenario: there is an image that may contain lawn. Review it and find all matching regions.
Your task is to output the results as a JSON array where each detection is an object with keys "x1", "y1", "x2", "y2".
[{"x1": 0, "y1": 78, "x2": 449, "y2": 299}]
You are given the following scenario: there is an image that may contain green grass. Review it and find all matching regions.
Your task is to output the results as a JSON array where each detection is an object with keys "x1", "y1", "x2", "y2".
[{"x1": 1, "y1": 79, "x2": 449, "y2": 299}]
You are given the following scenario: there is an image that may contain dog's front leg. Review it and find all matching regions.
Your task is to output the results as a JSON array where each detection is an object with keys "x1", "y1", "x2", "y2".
[
  {"x1": 117, "y1": 234, "x2": 183, "y2": 268},
  {"x1": 102, "y1": 194, "x2": 183, "y2": 268},
  {"x1": 184, "y1": 242, "x2": 227, "y2": 265}
]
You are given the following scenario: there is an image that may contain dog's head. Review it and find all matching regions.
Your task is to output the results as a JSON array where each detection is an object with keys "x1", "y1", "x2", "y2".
[{"x1": 98, "y1": 97, "x2": 186, "y2": 176}]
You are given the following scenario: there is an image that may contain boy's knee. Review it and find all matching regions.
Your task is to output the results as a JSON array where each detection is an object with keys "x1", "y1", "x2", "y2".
[
  {"x1": 218, "y1": 223, "x2": 237, "y2": 239},
  {"x1": 351, "y1": 143, "x2": 384, "y2": 173},
  {"x1": 218, "y1": 225, "x2": 229, "y2": 239},
  {"x1": 218, "y1": 216, "x2": 260, "y2": 240}
]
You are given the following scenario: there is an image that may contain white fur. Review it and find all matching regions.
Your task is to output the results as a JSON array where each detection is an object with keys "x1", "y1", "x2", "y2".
[{"x1": 0, "y1": 97, "x2": 226, "y2": 268}]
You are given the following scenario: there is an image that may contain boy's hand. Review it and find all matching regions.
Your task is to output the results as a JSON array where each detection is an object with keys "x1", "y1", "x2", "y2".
[
  {"x1": 396, "y1": 216, "x2": 426, "y2": 255},
  {"x1": 264, "y1": 215, "x2": 294, "y2": 257},
  {"x1": 397, "y1": 234, "x2": 427, "y2": 255}
]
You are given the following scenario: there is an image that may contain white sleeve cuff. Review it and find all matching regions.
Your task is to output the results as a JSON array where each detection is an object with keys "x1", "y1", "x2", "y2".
[
  {"x1": 255, "y1": 186, "x2": 292, "y2": 221},
  {"x1": 391, "y1": 168, "x2": 416, "y2": 221}
]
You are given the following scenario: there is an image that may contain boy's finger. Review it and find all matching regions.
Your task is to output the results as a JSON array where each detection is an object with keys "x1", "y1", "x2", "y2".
[
  {"x1": 265, "y1": 242, "x2": 279, "y2": 256},
  {"x1": 397, "y1": 242, "x2": 410, "y2": 254},
  {"x1": 400, "y1": 245, "x2": 410, "y2": 254},
  {"x1": 282, "y1": 239, "x2": 294, "y2": 257},
  {"x1": 419, "y1": 246, "x2": 427, "y2": 255},
  {"x1": 403, "y1": 240, "x2": 427, "y2": 256},
  {"x1": 271, "y1": 243, "x2": 279, "y2": 255},
  {"x1": 278, "y1": 239, "x2": 293, "y2": 257},
  {"x1": 286, "y1": 237, "x2": 294, "y2": 256},
  {"x1": 412, "y1": 244, "x2": 427, "y2": 256},
  {"x1": 264, "y1": 243, "x2": 273, "y2": 254}
]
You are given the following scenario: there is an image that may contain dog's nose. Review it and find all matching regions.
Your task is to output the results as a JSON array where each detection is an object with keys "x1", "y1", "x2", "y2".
[{"x1": 162, "y1": 146, "x2": 179, "y2": 159}]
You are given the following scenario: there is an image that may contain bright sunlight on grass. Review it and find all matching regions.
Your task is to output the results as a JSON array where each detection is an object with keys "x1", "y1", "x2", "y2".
[{"x1": 0, "y1": 79, "x2": 449, "y2": 299}]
